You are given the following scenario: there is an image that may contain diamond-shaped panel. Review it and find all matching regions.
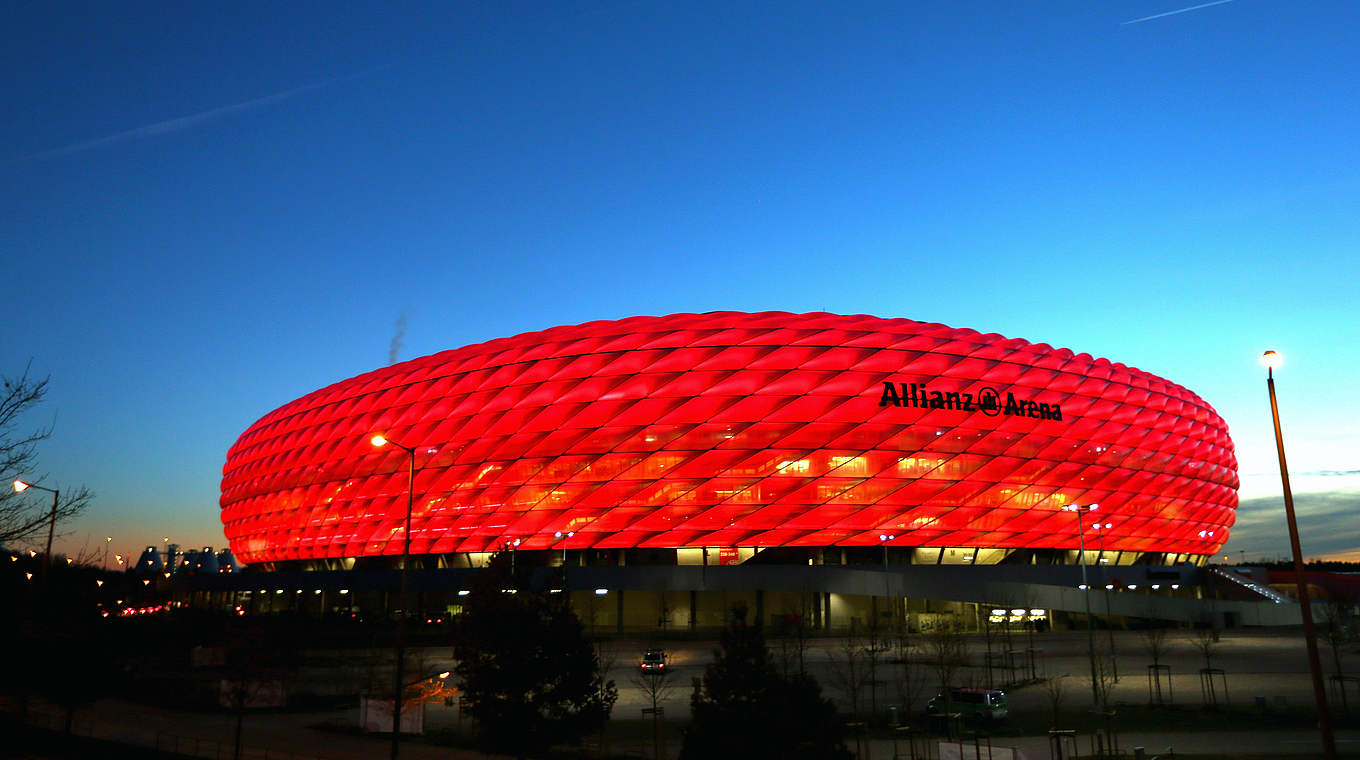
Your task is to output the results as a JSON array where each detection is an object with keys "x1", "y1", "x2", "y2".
[{"x1": 220, "y1": 312, "x2": 1238, "y2": 565}]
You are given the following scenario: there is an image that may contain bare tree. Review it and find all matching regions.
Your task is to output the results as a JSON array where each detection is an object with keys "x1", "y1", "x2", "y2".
[
  {"x1": 1188, "y1": 628, "x2": 1227, "y2": 707},
  {"x1": 922, "y1": 619, "x2": 967, "y2": 719},
  {"x1": 995, "y1": 594, "x2": 1019, "y2": 682},
  {"x1": 1188, "y1": 628, "x2": 1219, "y2": 672},
  {"x1": 594, "y1": 639, "x2": 620, "y2": 755},
  {"x1": 1092, "y1": 650, "x2": 1120, "y2": 756},
  {"x1": 1043, "y1": 674, "x2": 1067, "y2": 728},
  {"x1": 631, "y1": 666, "x2": 677, "y2": 759},
  {"x1": 1093, "y1": 645, "x2": 1116, "y2": 714},
  {"x1": 863, "y1": 616, "x2": 890, "y2": 716},
  {"x1": 1322, "y1": 600, "x2": 1357, "y2": 713},
  {"x1": 1140, "y1": 621, "x2": 1173, "y2": 706},
  {"x1": 222, "y1": 624, "x2": 298, "y2": 760},
  {"x1": 1, "y1": 365, "x2": 93, "y2": 547},
  {"x1": 771, "y1": 592, "x2": 815, "y2": 680},
  {"x1": 891, "y1": 623, "x2": 926, "y2": 722},
  {"x1": 825, "y1": 626, "x2": 867, "y2": 719},
  {"x1": 981, "y1": 604, "x2": 999, "y2": 687}
]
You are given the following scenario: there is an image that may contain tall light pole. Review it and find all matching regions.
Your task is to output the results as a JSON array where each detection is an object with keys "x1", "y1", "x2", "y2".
[
  {"x1": 1262, "y1": 350, "x2": 1335, "y2": 760},
  {"x1": 1062, "y1": 502, "x2": 1101, "y2": 705},
  {"x1": 878, "y1": 533, "x2": 895, "y2": 568},
  {"x1": 1093, "y1": 520, "x2": 1118, "y2": 682},
  {"x1": 13, "y1": 480, "x2": 59, "y2": 576},
  {"x1": 371, "y1": 433, "x2": 417, "y2": 760}
]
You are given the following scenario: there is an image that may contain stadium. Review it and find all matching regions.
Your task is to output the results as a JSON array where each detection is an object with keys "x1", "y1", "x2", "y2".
[{"x1": 198, "y1": 312, "x2": 1296, "y2": 631}]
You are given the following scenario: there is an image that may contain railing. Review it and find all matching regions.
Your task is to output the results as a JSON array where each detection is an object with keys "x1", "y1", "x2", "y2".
[{"x1": 1209, "y1": 568, "x2": 1291, "y2": 604}]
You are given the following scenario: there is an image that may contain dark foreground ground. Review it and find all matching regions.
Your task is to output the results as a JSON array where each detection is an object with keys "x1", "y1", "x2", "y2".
[{"x1": 8, "y1": 627, "x2": 1360, "y2": 759}]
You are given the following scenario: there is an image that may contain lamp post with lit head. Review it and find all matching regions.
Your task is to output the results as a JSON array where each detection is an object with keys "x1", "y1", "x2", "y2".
[
  {"x1": 1262, "y1": 350, "x2": 1335, "y2": 759},
  {"x1": 1062, "y1": 502, "x2": 1102, "y2": 706},
  {"x1": 12, "y1": 479, "x2": 59, "y2": 576},
  {"x1": 1092, "y1": 520, "x2": 1119, "y2": 682},
  {"x1": 370, "y1": 433, "x2": 418, "y2": 760}
]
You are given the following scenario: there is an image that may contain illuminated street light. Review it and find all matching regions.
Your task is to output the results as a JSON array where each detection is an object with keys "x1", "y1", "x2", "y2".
[
  {"x1": 1092, "y1": 520, "x2": 1119, "y2": 682},
  {"x1": 1062, "y1": 502, "x2": 1102, "y2": 706},
  {"x1": 13, "y1": 479, "x2": 59, "y2": 576},
  {"x1": 370, "y1": 432, "x2": 419, "y2": 760},
  {"x1": 1263, "y1": 350, "x2": 1335, "y2": 759},
  {"x1": 553, "y1": 530, "x2": 576, "y2": 567}
]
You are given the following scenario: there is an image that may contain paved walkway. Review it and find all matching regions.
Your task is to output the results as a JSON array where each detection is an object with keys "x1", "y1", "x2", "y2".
[
  {"x1": 19, "y1": 699, "x2": 503, "y2": 760},
  {"x1": 14, "y1": 628, "x2": 1360, "y2": 758},
  {"x1": 21, "y1": 697, "x2": 1360, "y2": 760}
]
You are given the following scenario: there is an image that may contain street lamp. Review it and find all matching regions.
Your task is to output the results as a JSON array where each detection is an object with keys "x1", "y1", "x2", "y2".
[
  {"x1": 1262, "y1": 350, "x2": 1336, "y2": 759},
  {"x1": 371, "y1": 433, "x2": 418, "y2": 760},
  {"x1": 554, "y1": 530, "x2": 576, "y2": 568},
  {"x1": 1092, "y1": 520, "x2": 1118, "y2": 682},
  {"x1": 391, "y1": 670, "x2": 452, "y2": 729},
  {"x1": 878, "y1": 533, "x2": 895, "y2": 568},
  {"x1": 13, "y1": 480, "x2": 59, "y2": 575},
  {"x1": 1062, "y1": 502, "x2": 1102, "y2": 705}
]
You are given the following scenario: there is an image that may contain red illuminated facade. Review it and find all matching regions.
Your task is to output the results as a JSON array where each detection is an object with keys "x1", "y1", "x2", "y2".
[{"x1": 220, "y1": 312, "x2": 1237, "y2": 566}]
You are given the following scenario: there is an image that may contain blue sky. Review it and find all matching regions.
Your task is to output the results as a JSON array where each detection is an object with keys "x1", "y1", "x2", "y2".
[{"x1": 4, "y1": 1, "x2": 1357, "y2": 564}]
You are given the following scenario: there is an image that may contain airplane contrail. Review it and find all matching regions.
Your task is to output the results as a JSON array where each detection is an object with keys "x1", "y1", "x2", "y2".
[
  {"x1": 20, "y1": 65, "x2": 390, "y2": 161},
  {"x1": 1122, "y1": 0, "x2": 1235, "y2": 25}
]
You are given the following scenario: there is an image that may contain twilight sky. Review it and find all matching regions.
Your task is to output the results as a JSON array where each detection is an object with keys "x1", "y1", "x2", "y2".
[{"x1": 4, "y1": 1, "x2": 1357, "y2": 564}]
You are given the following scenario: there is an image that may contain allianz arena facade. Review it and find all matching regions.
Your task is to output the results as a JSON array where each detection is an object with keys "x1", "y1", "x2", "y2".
[{"x1": 220, "y1": 311, "x2": 1237, "y2": 574}]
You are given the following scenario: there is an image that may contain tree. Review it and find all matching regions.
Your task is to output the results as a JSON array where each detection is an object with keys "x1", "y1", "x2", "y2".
[
  {"x1": 1139, "y1": 617, "x2": 1173, "y2": 706},
  {"x1": 453, "y1": 551, "x2": 616, "y2": 757},
  {"x1": 1188, "y1": 627, "x2": 1227, "y2": 707},
  {"x1": 922, "y1": 618, "x2": 967, "y2": 718},
  {"x1": 770, "y1": 590, "x2": 816, "y2": 679},
  {"x1": 220, "y1": 621, "x2": 299, "y2": 760},
  {"x1": 630, "y1": 661, "x2": 677, "y2": 759},
  {"x1": 892, "y1": 620, "x2": 926, "y2": 720},
  {"x1": 1, "y1": 366, "x2": 92, "y2": 546},
  {"x1": 1043, "y1": 674, "x2": 1068, "y2": 728},
  {"x1": 1321, "y1": 600, "x2": 1357, "y2": 713},
  {"x1": 681, "y1": 606, "x2": 852, "y2": 760},
  {"x1": 825, "y1": 626, "x2": 867, "y2": 719}
]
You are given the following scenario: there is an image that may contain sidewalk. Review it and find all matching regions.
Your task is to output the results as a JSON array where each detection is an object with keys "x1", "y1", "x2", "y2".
[
  {"x1": 18, "y1": 698, "x2": 1360, "y2": 760},
  {"x1": 862, "y1": 729, "x2": 1360, "y2": 759},
  {"x1": 18, "y1": 699, "x2": 503, "y2": 760}
]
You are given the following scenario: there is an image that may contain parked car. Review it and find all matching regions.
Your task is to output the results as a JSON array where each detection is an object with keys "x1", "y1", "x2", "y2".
[
  {"x1": 640, "y1": 648, "x2": 667, "y2": 673},
  {"x1": 926, "y1": 688, "x2": 1008, "y2": 720}
]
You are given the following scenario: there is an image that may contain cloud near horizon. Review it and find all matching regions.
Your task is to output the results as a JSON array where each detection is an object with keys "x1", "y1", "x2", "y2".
[{"x1": 1229, "y1": 488, "x2": 1360, "y2": 561}]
